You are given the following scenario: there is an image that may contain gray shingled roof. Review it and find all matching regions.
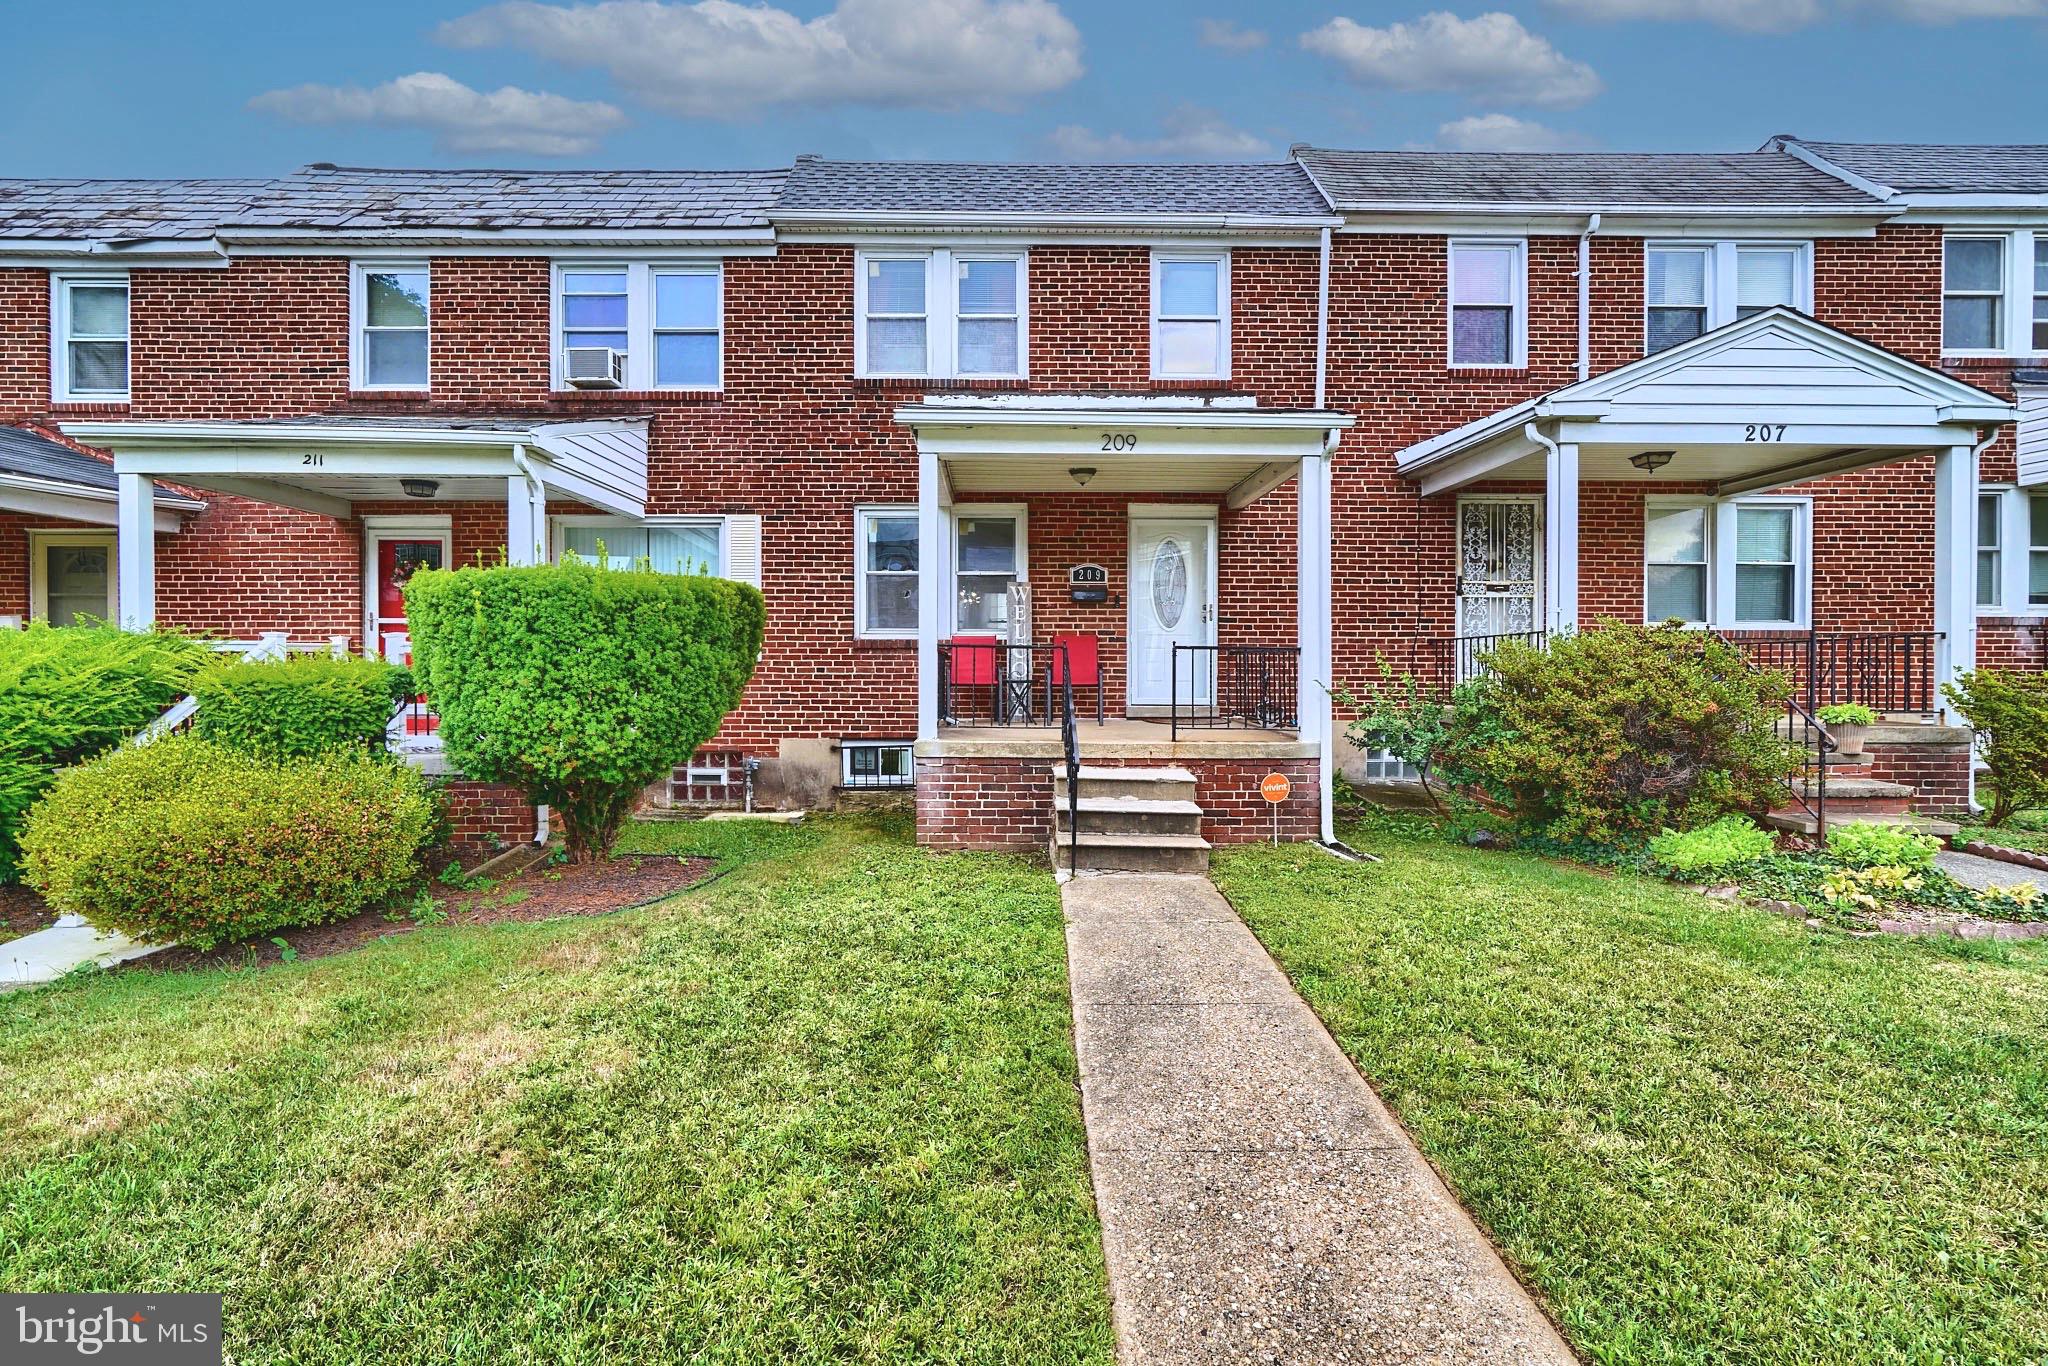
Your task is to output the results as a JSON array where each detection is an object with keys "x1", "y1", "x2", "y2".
[
  {"x1": 0, "y1": 426, "x2": 193, "y2": 503},
  {"x1": 1294, "y1": 147, "x2": 1885, "y2": 210},
  {"x1": 1784, "y1": 140, "x2": 2048, "y2": 196},
  {"x1": 0, "y1": 178, "x2": 272, "y2": 241},
  {"x1": 238, "y1": 164, "x2": 786, "y2": 232},
  {"x1": 777, "y1": 156, "x2": 1333, "y2": 218}
]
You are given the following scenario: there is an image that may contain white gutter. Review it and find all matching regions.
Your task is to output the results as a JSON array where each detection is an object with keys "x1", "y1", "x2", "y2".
[
  {"x1": 1576, "y1": 213, "x2": 1600, "y2": 382},
  {"x1": 1314, "y1": 226, "x2": 1332, "y2": 410},
  {"x1": 0, "y1": 470, "x2": 204, "y2": 512}
]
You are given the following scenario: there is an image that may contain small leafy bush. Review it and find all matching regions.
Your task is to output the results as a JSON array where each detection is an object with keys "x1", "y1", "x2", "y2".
[
  {"x1": 194, "y1": 652, "x2": 406, "y2": 760},
  {"x1": 1816, "y1": 703, "x2": 1876, "y2": 727},
  {"x1": 1458, "y1": 623, "x2": 1800, "y2": 843},
  {"x1": 1826, "y1": 822, "x2": 1941, "y2": 870},
  {"x1": 20, "y1": 736, "x2": 433, "y2": 949},
  {"x1": 0, "y1": 624, "x2": 209, "y2": 879},
  {"x1": 1943, "y1": 668, "x2": 2048, "y2": 826},
  {"x1": 405, "y1": 560, "x2": 764, "y2": 861},
  {"x1": 1821, "y1": 863, "x2": 1924, "y2": 914},
  {"x1": 1649, "y1": 815, "x2": 1777, "y2": 878},
  {"x1": 1337, "y1": 664, "x2": 1507, "y2": 819}
]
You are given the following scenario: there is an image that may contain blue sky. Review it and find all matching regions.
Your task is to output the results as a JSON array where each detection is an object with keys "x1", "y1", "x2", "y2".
[{"x1": 5, "y1": 0, "x2": 2045, "y2": 175}]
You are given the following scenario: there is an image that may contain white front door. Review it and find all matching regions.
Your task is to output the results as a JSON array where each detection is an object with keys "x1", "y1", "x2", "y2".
[{"x1": 1127, "y1": 516, "x2": 1215, "y2": 706}]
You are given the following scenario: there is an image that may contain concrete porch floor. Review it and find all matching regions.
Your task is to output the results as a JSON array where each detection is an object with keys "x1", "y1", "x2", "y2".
[{"x1": 920, "y1": 716, "x2": 1314, "y2": 761}]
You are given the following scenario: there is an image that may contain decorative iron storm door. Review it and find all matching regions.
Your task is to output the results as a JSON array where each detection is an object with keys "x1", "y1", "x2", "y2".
[{"x1": 1455, "y1": 499, "x2": 1540, "y2": 675}]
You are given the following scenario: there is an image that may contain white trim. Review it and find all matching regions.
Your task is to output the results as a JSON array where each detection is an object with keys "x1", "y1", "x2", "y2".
[
  {"x1": 1643, "y1": 240, "x2": 1813, "y2": 354},
  {"x1": 1977, "y1": 484, "x2": 2048, "y2": 617},
  {"x1": 548, "y1": 513, "x2": 729, "y2": 577},
  {"x1": 362, "y1": 522, "x2": 453, "y2": 660},
  {"x1": 840, "y1": 739, "x2": 915, "y2": 788},
  {"x1": 1940, "y1": 229, "x2": 2045, "y2": 359},
  {"x1": 853, "y1": 247, "x2": 1028, "y2": 380},
  {"x1": 349, "y1": 262, "x2": 430, "y2": 392},
  {"x1": 1150, "y1": 249, "x2": 1231, "y2": 380},
  {"x1": 1447, "y1": 238, "x2": 1526, "y2": 370},
  {"x1": 1125, "y1": 509, "x2": 1219, "y2": 707},
  {"x1": 1644, "y1": 496, "x2": 1714, "y2": 627},
  {"x1": 1642, "y1": 494, "x2": 1814, "y2": 630},
  {"x1": 950, "y1": 503, "x2": 1029, "y2": 638},
  {"x1": 50, "y1": 272, "x2": 131, "y2": 404},
  {"x1": 854, "y1": 503, "x2": 920, "y2": 640},
  {"x1": 27, "y1": 528, "x2": 116, "y2": 624},
  {"x1": 1453, "y1": 493, "x2": 1545, "y2": 635},
  {"x1": 549, "y1": 261, "x2": 724, "y2": 392}
]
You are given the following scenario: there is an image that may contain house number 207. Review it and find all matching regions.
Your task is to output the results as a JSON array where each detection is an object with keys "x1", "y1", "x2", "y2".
[
  {"x1": 1743, "y1": 424, "x2": 1787, "y2": 443},
  {"x1": 1101, "y1": 433, "x2": 1138, "y2": 452}
]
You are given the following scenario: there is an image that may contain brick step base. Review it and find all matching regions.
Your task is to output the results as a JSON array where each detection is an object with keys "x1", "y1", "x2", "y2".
[{"x1": 1050, "y1": 765, "x2": 1211, "y2": 873}]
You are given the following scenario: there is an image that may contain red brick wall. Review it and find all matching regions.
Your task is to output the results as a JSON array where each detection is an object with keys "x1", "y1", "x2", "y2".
[
  {"x1": 1863, "y1": 739, "x2": 1973, "y2": 815},
  {"x1": 439, "y1": 779, "x2": 538, "y2": 845}
]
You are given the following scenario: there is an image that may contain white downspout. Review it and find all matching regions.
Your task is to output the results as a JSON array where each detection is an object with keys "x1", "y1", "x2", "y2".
[
  {"x1": 1315, "y1": 225, "x2": 1332, "y2": 409},
  {"x1": 1576, "y1": 213, "x2": 1601, "y2": 383},
  {"x1": 509, "y1": 442, "x2": 552, "y2": 845},
  {"x1": 1964, "y1": 425, "x2": 1999, "y2": 814}
]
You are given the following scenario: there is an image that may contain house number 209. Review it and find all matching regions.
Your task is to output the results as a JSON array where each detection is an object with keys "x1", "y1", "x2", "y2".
[
  {"x1": 1100, "y1": 433, "x2": 1138, "y2": 451},
  {"x1": 1742, "y1": 424, "x2": 1787, "y2": 443}
]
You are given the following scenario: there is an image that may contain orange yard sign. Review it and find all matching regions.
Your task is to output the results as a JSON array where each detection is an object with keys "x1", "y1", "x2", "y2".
[{"x1": 1259, "y1": 773, "x2": 1291, "y2": 804}]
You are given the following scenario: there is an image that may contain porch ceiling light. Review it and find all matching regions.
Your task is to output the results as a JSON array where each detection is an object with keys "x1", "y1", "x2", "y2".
[
  {"x1": 1068, "y1": 466, "x2": 1098, "y2": 487},
  {"x1": 1630, "y1": 450, "x2": 1675, "y2": 473},
  {"x1": 400, "y1": 478, "x2": 440, "y2": 499}
]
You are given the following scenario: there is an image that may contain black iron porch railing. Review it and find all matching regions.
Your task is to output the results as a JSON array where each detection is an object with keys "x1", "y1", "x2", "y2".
[
  {"x1": 1409, "y1": 629, "x2": 1549, "y2": 694},
  {"x1": 1718, "y1": 631, "x2": 1943, "y2": 715},
  {"x1": 1170, "y1": 645, "x2": 1300, "y2": 740},
  {"x1": 938, "y1": 641, "x2": 1077, "y2": 728}
]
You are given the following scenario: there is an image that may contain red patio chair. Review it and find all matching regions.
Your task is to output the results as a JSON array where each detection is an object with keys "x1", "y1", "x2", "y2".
[
  {"x1": 1049, "y1": 632, "x2": 1104, "y2": 724},
  {"x1": 945, "y1": 634, "x2": 999, "y2": 724}
]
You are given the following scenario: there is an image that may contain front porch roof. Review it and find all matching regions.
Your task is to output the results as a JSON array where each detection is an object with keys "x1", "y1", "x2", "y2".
[
  {"x1": 896, "y1": 395, "x2": 1354, "y2": 502},
  {"x1": 60, "y1": 415, "x2": 650, "y2": 518},
  {"x1": 1395, "y1": 307, "x2": 2015, "y2": 497},
  {"x1": 0, "y1": 425, "x2": 202, "y2": 531}
]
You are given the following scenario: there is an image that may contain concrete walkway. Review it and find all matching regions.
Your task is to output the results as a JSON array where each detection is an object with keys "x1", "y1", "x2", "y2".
[
  {"x1": 1, "y1": 915, "x2": 161, "y2": 991},
  {"x1": 1063, "y1": 873, "x2": 1574, "y2": 1365},
  {"x1": 1936, "y1": 848, "x2": 2043, "y2": 893}
]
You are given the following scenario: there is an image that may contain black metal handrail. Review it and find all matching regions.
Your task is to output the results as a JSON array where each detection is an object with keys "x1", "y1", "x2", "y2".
[
  {"x1": 1170, "y1": 645, "x2": 1300, "y2": 740},
  {"x1": 1778, "y1": 695, "x2": 1837, "y2": 837},
  {"x1": 1410, "y1": 629, "x2": 1549, "y2": 693},
  {"x1": 1718, "y1": 631, "x2": 1942, "y2": 715},
  {"x1": 937, "y1": 641, "x2": 1076, "y2": 728},
  {"x1": 1055, "y1": 643, "x2": 1079, "y2": 876}
]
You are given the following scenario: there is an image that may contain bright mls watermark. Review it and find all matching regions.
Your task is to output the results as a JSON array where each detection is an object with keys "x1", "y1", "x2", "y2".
[{"x1": 3, "y1": 1296, "x2": 220, "y2": 1363}]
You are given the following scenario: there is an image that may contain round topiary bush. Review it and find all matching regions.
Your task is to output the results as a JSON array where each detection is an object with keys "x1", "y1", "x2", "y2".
[
  {"x1": 403, "y1": 560, "x2": 764, "y2": 862},
  {"x1": 193, "y1": 652, "x2": 409, "y2": 760},
  {"x1": 20, "y1": 736, "x2": 435, "y2": 949}
]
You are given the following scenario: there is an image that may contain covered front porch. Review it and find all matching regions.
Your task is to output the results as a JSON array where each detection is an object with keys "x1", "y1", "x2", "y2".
[{"x1": 897, "y1": 396, "x2": 1349, "y2": 847}]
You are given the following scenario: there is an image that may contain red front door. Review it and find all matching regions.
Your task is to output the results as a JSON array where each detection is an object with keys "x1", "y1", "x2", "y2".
[{"x1": 371, "y1": 537, "x2": 445, "y2": 663}]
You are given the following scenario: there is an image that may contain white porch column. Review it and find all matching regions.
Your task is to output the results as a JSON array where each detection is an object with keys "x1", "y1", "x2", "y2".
[
  {"x1": 115, "y1": 472, "x2": 156, "y2": 630},
  {"x1": 1296, "y1": 451, "x2": 1335, "y2": 843},
  {"x1": 505, "y1": 475, "x2": 547, "y2": 566},
  {"x1": 1933, "y1": 442, "x2": 1980, "y2": 707},
  {"x1": 1543, "y1": 441, "x2": 1580, "y2": 636},
  {"x1": 916, "y1": 444, "x2": 944, "y2": 742}
]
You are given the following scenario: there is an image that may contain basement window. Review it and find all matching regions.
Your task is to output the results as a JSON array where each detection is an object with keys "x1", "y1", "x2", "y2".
[{"x1": 842, "y1": 741, "x2": 914, "y2": 789}]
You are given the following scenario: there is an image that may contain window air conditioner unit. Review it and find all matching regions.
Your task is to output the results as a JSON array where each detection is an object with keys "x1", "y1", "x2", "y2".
[{"x1": 564, "y1": 346, "x2": 626, "y2": 388}]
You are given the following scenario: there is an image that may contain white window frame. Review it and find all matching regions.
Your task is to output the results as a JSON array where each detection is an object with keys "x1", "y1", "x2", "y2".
[
  {"x1": 1941, "y1": 230, "x2": 2046, "y2": 358},
  {"x1": 853, "y1": 248, "x2": 1029, "y2": 380},
  {"x1": 350, "y1": 262, "x2": 431, "y2": 392},
  {"x1": 1642, "y1": 495, "x2": 1812, "y2": 630},
  {"x1": 1447, "y1": 239, "x2": 1527, "y2": 369},
  {"x1": 27, "y1": 529, "x2": 117, "y2": 624},
  {"x1": 51, "y1": 272, "x2": 131, "y2": 403},
  {"x1": 550, "y1": 261, "x2": 724, "y2": 392},
  {"x1": 1150, "y1": 250, "x2": 1231, "y2": 380},
  {"x1": 549, "y1": 514, "x2": 729, "y2": 577},
  {"x1": 1977, "y1": 485, "x2": 2048, "y2": 616},
  {"x1": 840, "y1": 740, "x2": 915, "y2": 788},
  {"x1": 854, "y1": 503, "x2": 920, "y2": 640},
  {"x1": 1644, "y1": 495, "x2": 1714, "y2": 627},
  {"x1": 1978, "y1": 489, "x2": 2004, "y2": 611},
  {"x1": 950, "y1": 503, "x2": 1029, "y2": 638},
  {"x1": 1643, "y1": 241, "x2": 1813, "y2": 354}
]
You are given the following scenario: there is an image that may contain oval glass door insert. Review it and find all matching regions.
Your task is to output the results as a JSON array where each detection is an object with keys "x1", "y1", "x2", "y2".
[{"x1": 1152, "y1": 539, "x2": 1188, "y2": 628}]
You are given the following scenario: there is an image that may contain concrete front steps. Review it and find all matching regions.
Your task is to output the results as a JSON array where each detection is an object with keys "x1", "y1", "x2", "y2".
[{"x1": 1051, "y1": 764, "x2": 1212, "y2": 874}]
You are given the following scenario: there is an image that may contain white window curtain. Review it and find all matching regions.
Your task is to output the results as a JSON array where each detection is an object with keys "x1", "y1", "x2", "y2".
[
  {"x1": 562, "y1": 522, "x2": 721, "y2": 576},
  {"x1": 1645, "y1": 504, "x2": 1709, "y2": 622},
  {"x1": 1450, "y1": 243, "x2": 1518, "y2": 366},
  {"x1": 865, "y1": 258, "x2": 929, "y2": 374},
  {"x1": 955, "y1": 258, "x2": 1020, "y2": 375}
]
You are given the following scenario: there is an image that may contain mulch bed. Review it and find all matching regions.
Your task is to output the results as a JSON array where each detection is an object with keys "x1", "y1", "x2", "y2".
[
  {"x1": 0, "y1": 883, "x2": 62, "y2": 947},
  {"x1": 123, "y1": 852, "x2": 715, "y2": 973}
]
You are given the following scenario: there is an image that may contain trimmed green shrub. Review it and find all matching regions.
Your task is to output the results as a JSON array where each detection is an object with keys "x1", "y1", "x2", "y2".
[
  {"x1": 1816, "y1": 703, "x2": 1876, "y2": 728},
  {"x1": 21, "y1": 736, "x2": 434, "y2": 949},
  {"x1": 403, "y1": 560, "x2": 764, "y2": 861},
  {"x1": 1826, "y1": 822, "x2": 1942, "y2": 871},
  {"x1": 193, "y1": 652, "x2": 406, "y2": 760},
  {"x1": 1943, "y1": 667, "x2": 2048, "y2": 826},
  {"x1": 1336, "y1": 665, "x2": 1507, "y2": 819},
  {"x1": 1648, "y1": 815, "x2": 1777, "y2": 878},
  {"x1": 1462, "y1": 623, "x2": 1800, "y2": 843},
  {"x1": 0, "y1": 623, "x2": 209, "y2": 879}
]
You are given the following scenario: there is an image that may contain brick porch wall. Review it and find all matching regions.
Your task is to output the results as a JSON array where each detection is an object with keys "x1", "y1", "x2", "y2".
[
  {"x1": 439, "y1": 779, "x2": 537, "y2": 845},
  {"x1": 1862, "y1": 737, "x2": 1975, "y2": 815}
]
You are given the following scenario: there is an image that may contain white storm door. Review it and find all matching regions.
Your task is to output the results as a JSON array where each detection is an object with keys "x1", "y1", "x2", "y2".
[
  {"x1": 1455, "y1": 498, "x2": 1541, "y2": 643},
  {"x1": 1127, "y1": 516, "x2": 1216, "y2": 706},
  {"x1": 365, "y1": 530, "x2": 451, "y2": 662}
]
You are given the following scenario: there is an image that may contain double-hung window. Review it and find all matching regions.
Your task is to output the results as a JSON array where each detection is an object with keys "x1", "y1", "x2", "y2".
[
  {"x1": 1978, "y1": 487, "x2": 2048, "y2": 612},
  {"x1": 556, "y1": 517, "x2": 723, "y2": 576},
  {"x1": 855, "y1": 250, "x2": 1026, "y2": 379},
  {"x1": 53, "y1": 274, "x2": 130, "y2": 402},
  {"x1": 1644, "y1": 242, "x2": 1810, "y2": 354},
  {"x1": 1943, "y1": 237, "x2": 2007, "y2": 353},
  {"x1": 554, "y1": 263, "x2": 723, "y2": 390},
  {"x1": 2034, "y1": 493, "x2": 2048, "y2": 609},
  {"x1": 855, "y1": 506, "x2": 919, "y2": 639},
  {"x1": 1152, "y1": 252, "x2": 1229, "y2": 379},
  {"x1": 353, "y1": 264, "x2": 430, "y2": 390},
  {"x1": 2036, "y1": 237, "x2": 2048, "y2": 352},
  {"x1": 1448, "y1": 240, "x2": 1524, "y2": 367},
  {"x1": 1644, "y1": 498, "x2": 1810, "y2": 628},
  {"x1": 1978, "y1": 491, "x2": 2004, "y2": 609}
]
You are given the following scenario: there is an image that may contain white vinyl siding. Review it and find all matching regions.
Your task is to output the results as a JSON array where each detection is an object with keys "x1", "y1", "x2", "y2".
[
  {"x1": 1448, "y1": 240, "x2": 1524, "y2": 368},
  {"x1": 352, "y1": 264, "x2": 430, "y2": 390},
  {"x1": 855, "y1": 505, "x2": 919, "y2": 639},
  {"x1": 1645, "y1": 497, "x2": 1811, "y2": 629},
  {"x1": 1151, "y1": 251, "x2": 1229, "y2": 379},
  {"x1": 53, "y1": 274, "x2": 130, "y2": 402},
  {"x1": 553, "y1": 263, "x2": 724, "y2": 390},
  {"x1": 854, "y1": 250, "x2": 1027, "y2": 380},
  {"x1": 1645, "y1": 241, "x2": 1811, "y2": 354}
]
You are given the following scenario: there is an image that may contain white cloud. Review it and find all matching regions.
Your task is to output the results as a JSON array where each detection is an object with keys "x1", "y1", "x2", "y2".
[
  {"x1": 437, "y1": 0, "x2": 1084, "y2": 118},
  {"x1": 1858, "y1": 0, "x2": 2048, "y2": 15},
  {"x1": 249, "y1": 72, "x2": 627, "y2": 156},
  {"x1": 1197, "y1": 17, "x2": 1268, "y2": 49},
  {"x1": 1044, "y1": 105, "x2": 1274, "y2": 161},
  {"x1": 1301, "y1": 11, "x2": 1603, "y2": 108},
  {"x1": 1550, "y1": 0, "x2": 2039, "y2": 27},
  {"x1": 1435, "y1": 112, "x2": 1583, "y2": 150}
]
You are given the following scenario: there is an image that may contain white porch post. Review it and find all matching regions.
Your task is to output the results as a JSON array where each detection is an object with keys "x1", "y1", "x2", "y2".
[
  {"x1": 1933, "y1": 442, "x2": 1979, "y2": 708},
  {"x1": 916, "y1": 444, "x2": 944, "y2": 741},
  {"x1": 1296, "y1": 451, "x2": 1335, "y2": 843},
  {"x1": 1543, "y1": 441, "x2": 1580, "y2": 636},
  {"x1": 115, "y1": 472, "x2": 156, "y2": 629},
  {"x1": 505, "y1": 476, "x2": 546, "y2": 565}
]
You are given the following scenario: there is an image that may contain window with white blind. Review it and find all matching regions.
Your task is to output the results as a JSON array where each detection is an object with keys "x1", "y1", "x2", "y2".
[
  {"x1": 352, "y1": 265, "x2": 430, "y2": 390},
  {"x1": 1944, "y1": 236, "x2": 2006, "y2": 353},
  {"x1": 1152, "y1": 252, "x2": 1229, "y2": 379},
  {"x1": 554, "y1": 518, "x2": 724, "y2": 577},
  {"x1": 1644, "y1": 497, "x2": 1810, "y2": 628},
  {"x1": 1448, "y1": 240, "x2": 1524, "y2": 367},
  {"x1": 854, "y1": 249, "x2": 1027, "y2": 379},
  {"x1": 1644, "y1": 241, "x2": 1810, "y2": 354},
  {"x1": 1733, "y1": 504, "x2": 1799, "y2": 625},
  {"x1": 1645, "y1": 502, "x2": 1710, "y2": 624},
  {"x1": 53, "y1": 274, "x2": 130, "y2": 402}
]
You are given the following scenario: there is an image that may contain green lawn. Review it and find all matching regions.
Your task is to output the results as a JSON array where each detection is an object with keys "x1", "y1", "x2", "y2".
[
  {"x1": 1958, "y1": 807, "x2": 2048, "y2": 857},
  {"x1": 1213, "y1": 816, "x2": 2048, "y2": 1365},
  {"x1": 0, "y1": 813, "x2": 1112, "y2": 1365}
]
